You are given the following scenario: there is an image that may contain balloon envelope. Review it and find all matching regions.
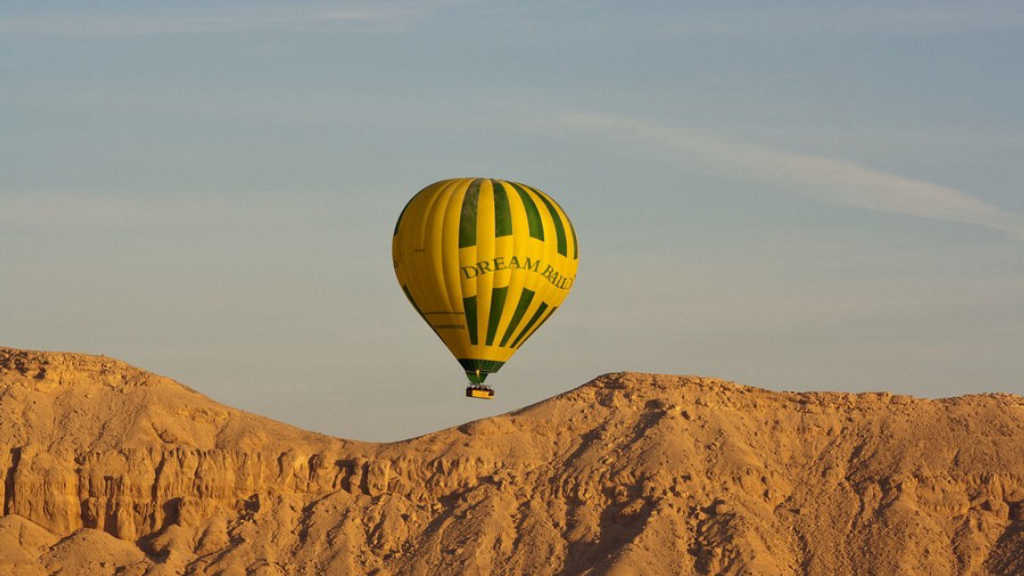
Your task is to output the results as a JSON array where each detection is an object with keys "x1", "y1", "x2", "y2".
[{"x1": 393, "y1": 178, "x2": 579, "y2": 385}]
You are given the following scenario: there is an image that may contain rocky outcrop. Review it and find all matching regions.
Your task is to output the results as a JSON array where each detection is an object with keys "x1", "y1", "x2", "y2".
[{"x1": 2, "y1": 347, "x2": 1024, "y2": 574}]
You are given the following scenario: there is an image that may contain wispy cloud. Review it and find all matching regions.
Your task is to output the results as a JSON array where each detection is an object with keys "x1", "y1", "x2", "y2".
[
  {"x1": 562, "y1": 112, "x2": 1024, "y2": 240},
  {"x1": 0, "y1": 3, "x2": 431, "y2": 37},
  {"x1": 667, "y1": 2, "x2": 1024, "y2": 37}
]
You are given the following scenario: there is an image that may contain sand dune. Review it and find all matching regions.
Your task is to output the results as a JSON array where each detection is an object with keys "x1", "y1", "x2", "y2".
[{"x1": 1, "y1": 346, "x2": 1023, "y2": 575}]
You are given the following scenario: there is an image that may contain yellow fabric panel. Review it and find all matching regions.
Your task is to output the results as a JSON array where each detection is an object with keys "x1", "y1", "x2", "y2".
[
  {"x1": 472, "y1": 180, "x2": 495, "y2": 354},
  {"x1": 516, "y1": 185, "x2": 558, "y2": 345},
  {"x1": 516, "y1": 184, "x2": 576, "y2": 348},
  {"x1": 403, "y1": 179, "x2": 450, "y2": 313},
  {"x1": 493, "y1": 182, "x2": 525, "y2": 348},
  {"x1": 539, "y1": 186, "x2": 579, "y2": 264},
  {"x1": 442, "y1": 182, "x2": 467, "y2": 353},
  {"x1": 435, "y1": 181, "x2": 459, "y2": 312},
  {"x1": 530, "y1": 183, "x2": 578, "y2": 307}
]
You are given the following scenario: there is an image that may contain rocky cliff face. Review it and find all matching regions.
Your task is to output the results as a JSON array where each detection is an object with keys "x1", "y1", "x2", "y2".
[{"x1": 2, "y1": 346, "x2": 1024, "y2": 575}]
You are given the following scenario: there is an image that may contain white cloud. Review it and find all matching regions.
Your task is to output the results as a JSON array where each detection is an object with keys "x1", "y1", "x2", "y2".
[
  {"x1": 667, "y1": 3, "x2": 1024, "y2": 37},
  {"x1": 562, "y1": 112, "x2": 1024, "y2": 240}
]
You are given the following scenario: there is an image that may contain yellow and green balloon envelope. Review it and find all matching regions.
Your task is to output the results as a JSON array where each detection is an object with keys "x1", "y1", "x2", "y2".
[{"x1": 392, "y1": 178, "x2": 579, "y2": 395}]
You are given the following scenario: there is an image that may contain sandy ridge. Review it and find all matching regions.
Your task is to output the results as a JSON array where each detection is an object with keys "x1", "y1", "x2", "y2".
[{"x1": 2, "y1": 347, "x2": 1024, "y2": 575}]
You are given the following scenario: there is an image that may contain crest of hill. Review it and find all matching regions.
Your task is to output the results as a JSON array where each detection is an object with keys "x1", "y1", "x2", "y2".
[
  {"x1": 0, "y1": 347, "x2": 349, "y2": 453},
  {"x1": 2, "y1": 347, "x2": 1024, "y2": 575}
]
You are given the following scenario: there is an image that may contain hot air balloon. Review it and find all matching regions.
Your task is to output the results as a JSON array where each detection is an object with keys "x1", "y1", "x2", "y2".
[{"x1": 393, "y1": 178, "x2": 579, "y2": 399}]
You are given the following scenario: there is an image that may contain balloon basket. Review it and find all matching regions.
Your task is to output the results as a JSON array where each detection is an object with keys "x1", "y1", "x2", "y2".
[{"x1": 465, "y1": 386, "x2": 495, "y2": 400}]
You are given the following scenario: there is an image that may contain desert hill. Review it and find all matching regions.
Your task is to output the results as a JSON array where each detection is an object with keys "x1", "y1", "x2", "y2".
[{"x1": 2, "y1": 347, "x2": 1024, "y2": 575}]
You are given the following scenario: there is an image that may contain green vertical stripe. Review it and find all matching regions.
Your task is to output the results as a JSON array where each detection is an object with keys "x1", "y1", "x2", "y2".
[
  {"x1": 499, "y1": 288, "x2": 535, "y2": 347},
  {"x1": 402, "y1": 285, "x2": 423, "y2": 317},
  {"x1": 485, "y1": 286, "x2": 508, "y2": 345},
  {"x1": 567, "y1": 219, "x2": 578, "y2": 259},
  {"x1": 509, "y1": 182, "x2": 544, "y2": 240},
  {"x1": 512, "y1": 302, "x2": 549, "y2": 348},
  {"x1": 532, "y1": 188, "x2": 567, "y2": 257},
  {"x1": 459, "y1": 179, "x2": 482, "y2": 248},
  {"x1": 404, "y1": 285, "x2": 441, "y2": 338},
  {"x1": 491, "y1": 180, "x2": 513, "y2": 237},
  {"x1": 394, "y1": 195, "x2": 415, "y2": 236},
  {"x1": 463, "y1": 296, "x2": 478, "y2": 345},
  {"x1": 515, "y1": 305, "x2": 557, "y2": 349},
  {"x1": 458, "y1": 358, "x2": 504, "y2": 374}
]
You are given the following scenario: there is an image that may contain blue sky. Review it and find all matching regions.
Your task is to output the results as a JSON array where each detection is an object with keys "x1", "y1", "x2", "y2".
[{"x1": 2, "y1": 1, "x2": 1022, "y2": 440}]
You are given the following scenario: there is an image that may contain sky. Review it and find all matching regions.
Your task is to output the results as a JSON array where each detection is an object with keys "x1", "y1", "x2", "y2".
[{"x1": 2, "y1": 1, "x2": 1022, "y2": 441}]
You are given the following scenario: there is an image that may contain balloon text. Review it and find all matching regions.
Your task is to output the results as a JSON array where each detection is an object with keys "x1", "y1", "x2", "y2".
[{"x1": 460, "y1": 256, "x2": 574, "y2": 290}]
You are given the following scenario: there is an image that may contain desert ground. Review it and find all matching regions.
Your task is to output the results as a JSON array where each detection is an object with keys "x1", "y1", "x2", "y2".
[{"x1": 2, "y1": 346, "x2": 1023, "y2": 575}]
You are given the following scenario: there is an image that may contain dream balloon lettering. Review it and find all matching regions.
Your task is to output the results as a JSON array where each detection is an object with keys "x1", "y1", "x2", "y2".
[{"x1": 460, "y1": 256, "x2": 575, "y2": 290}]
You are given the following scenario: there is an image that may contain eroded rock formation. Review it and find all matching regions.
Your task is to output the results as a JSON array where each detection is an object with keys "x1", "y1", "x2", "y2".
[{"x1": 2, "y1": 347, "x2": 1024, "y2": 575}]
